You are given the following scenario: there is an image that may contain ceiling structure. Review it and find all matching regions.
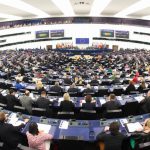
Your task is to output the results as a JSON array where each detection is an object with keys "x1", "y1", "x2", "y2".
[{"x1": 0, "y1": 0, "x2": 149, "y2": 22}]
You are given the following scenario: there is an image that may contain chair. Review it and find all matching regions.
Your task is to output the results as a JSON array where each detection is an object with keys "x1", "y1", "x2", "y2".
[
  {"x1": 48, "y1": 91, "x2": 62, "y2": 96},
  {"x1": 97, "y1": 88, "x2": 109, "y2": 97},
  {"x1": 113, "y1": 88, "x2": 124, "y2": 96},
  {"x1": 13, "y1": 106, "x2": 26, "y2": 114},
  {"x1": 121, "y1": 101, "x2": 139, "y2": 116},
  {"x1": 76, "y1": 109, "x2": 98, "y2": 120},
  {"x1": 32, "y1": 108, "x2": 46, "y2": 117},
  {"x1": 104, "y1": 109, "x2": 122, "y2": 119},
  {"x1": 0, "y1": 103, "x2": 6, "y2": 109},
  {"x1": 68, "y1": 92, "x2": 78, "y2": 97},
  {"x1": 57, "y1": 111, "x2": 75, "y2": 119}
]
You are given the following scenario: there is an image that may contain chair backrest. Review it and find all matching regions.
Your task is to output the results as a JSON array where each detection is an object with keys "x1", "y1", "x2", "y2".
[
  {"x1": 104, "y1": 109, "x2": 122, "y2": 119},
  {"x1": 76, "y1": 109, "x2": 98, "y2": 120},
  {"x1": 113, "y1": 88, "x2": 124, "y2": 96},
  {"x1": 122, "y1": 101, "x2": 139, "y2": 116},
  {"x1": 97, "y1": 88, "x2": 109, "y2": 97},
  {"x1": 32, "y1": 108, "x2": 46, "y2": 117},
  {"x1": 13, "y1": 105, "x2": 26, "y2": 114},
  {"x1": 57, "y1": 111, "x2": 75, "y2": 119}
]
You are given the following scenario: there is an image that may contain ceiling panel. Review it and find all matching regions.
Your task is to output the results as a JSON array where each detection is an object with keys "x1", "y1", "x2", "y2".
[
  {"x1": 101, "y1": 0, "x2": 139, "y2": 16},
  {"x1": 0, "y1": 3, "x2": 35, "y2": 17},
  {"x1": 23, "y1": 0, "x2": 63, "y2": 16},
  {"x1": 129, "y1": 7, "x2": 150, "y2": 17}
]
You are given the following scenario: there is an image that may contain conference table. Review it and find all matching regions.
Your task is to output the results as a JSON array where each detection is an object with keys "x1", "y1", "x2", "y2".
[{"x1": 4, "y1": 109, "x2": 150, "y2": 142}]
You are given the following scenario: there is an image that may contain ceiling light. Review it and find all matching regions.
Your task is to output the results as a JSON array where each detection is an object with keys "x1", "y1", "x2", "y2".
[
  {"x1": 51, "y1": 0, "x2": 75, "y2": 16},
  {"x1": 114, "y1": 0, "x2": 150, "y2": 17},
  {"x1": 90, "y1": 0, "x2": 112, "y2": 16}
]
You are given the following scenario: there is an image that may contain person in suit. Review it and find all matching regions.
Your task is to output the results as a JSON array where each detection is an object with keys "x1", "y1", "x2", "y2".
[
  {"x1": 140, "y1": 90, "x2": 150, "y2": 113},
  {"x1": 6, "y1": 89, "x2": 19, "y2": 111},
  {"x1": 50, "y1": 82, "x2": 63, "y2": 93},
  {"x1": 26, "y1": 122, "x2": 53, "y2": 150},
  {"x1": 60, "y1": 93, "x2": 75, "y2": 112},
  {"x1": 63, "y1": 75, "x2": 72, "y2": 85},
  {"x1": 137, "y1": 80, "x2": 146, "y2": 92},
  {"x1": 102, "y1": 94, "x2": 121, "y2": 111},
  {"x1": 82, "y1": 84, "x2": 94, "y2": 94},
  {"x1": 82, "y1": 95, "x2": 96, "y2": 110},
  {"x1": 20, "y1": 90, "x2": 33, "y2": 114},
  {"x1": 68, "y1": 83, "x2": 79, "y2": 93},
  {"x1": 96, "y1": 122, "x2": 126, "y2": 150},
  {"x1": 90, "y1": 76, "x2": 99, "y2": 86},
  {"x1": 36, "y1": 91, "x2": 51, "y2": 110},
  {"x1": 125, "y1": 80, "x2": 136, "y2": 94},
  {"x1": 0, "y1": 112, "x2": 27, "y2": 150}
]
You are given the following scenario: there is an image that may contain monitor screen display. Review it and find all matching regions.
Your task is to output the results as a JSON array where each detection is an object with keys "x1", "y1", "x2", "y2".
[
  {"x1": 50, "y1": 30, "x2": 64, "y2": 37},
  {"x1": 115, "y1": 30, "x2": 129, "y2": 39},
  {"x1": 101, "y1": 29, "x2": 114, "y2": 37},
  {"x1": 35, "y1": 30, "x2": 49, "y2": 39}
]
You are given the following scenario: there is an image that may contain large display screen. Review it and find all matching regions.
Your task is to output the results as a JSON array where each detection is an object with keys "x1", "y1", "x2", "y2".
[
  {"x1": 76, "y1": 38, "x2": 89, "y2": 44},
  {"x1": 35, "y1": 30, "x2": 49, "y2": 39},
  {"x1": 50, "y1": 30, "x2": 64, "y2": 37},
  {"x1": 101, "y1": 29, "x2": 114, "y2": 37},
  {"x1": 115, "y1": 30, "x2": 129, "y2": 39}
]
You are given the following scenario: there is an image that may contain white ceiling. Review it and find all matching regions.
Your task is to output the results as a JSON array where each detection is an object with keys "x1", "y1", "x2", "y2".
[{"x1": 0, "y1": 0, "x2": 149, "y2": 22}]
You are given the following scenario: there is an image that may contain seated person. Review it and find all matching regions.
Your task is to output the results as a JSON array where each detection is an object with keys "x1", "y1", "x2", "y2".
[
  {"x1": 82, "y1": 84, "x2": 94, "y2": 94},
  {"x1": 82, "y1": 95, "x2": 96, "y2": 110},
  {"x1": 90, "y1": 76, "x2": 99, "y2": 85},
  {"x1": 75, "y1": 76, "x2": 85, "y2": 85},
  {"x1": 140, "y1": 90, "x2": 150, "y2": 113},
  {"x1": 15, "y1": 80, "x2": 25, "y2": 90},
  {"x1": 125, "y1": 80, "x2": 136, "y2": 94},
  {"x1": 36, "y1": 91, "x2": 51, "y2": 109},
  {"x1": 68, "y1": 83, "x2": 79, "y2": 93},
  {"x1": 6, "y1": 89, "x2": 19, "y2": 110},
  {"x1": 137, "y1": 80, "x2": 146, "y2": 92},
  {"x1": 36, "y1": 79, "x2": 44, "y2": 91},
  {"x1": 102, "y1": 94, "x2": 121, "y2": 111},
  {"x1": 60, "y1": 93, "x2": 75, "y2": 112},
  {"x1": 143, "y1": 118, "x2": 150, "y2": 133},
  {"x1": 0, "y1": 112, "x2": 27, "y2": 150},
  {"x1": 27, "y1": 122, "x2": 53, "y2": 150},
  {"x1": 15, "y1": 73, "x2": 23, "y2": 82},
  {"x1": 63, "y1": 75, "x2": 72, "y2": 85},
  {"x1": 50, "y1": 82, "x2": 63, "y2": 93},
  {"x1": 20, "y1": 90, "x2": 33, "y2": 114},
  {"x1": 96, "y1": 122, "x2": 126, "y2": 150}
]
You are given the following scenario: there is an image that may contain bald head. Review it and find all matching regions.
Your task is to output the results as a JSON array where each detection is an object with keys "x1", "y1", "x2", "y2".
[{"x1": 0, "y1": 112, "x2": 6, "y2": 123}]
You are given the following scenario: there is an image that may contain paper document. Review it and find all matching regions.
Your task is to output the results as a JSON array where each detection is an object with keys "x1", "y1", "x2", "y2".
[
  {"x1": 120, "y1": 119, "x2": 128, "y2": 127},
  {"x1": 117, "y1": 96, "x2": 123, "y2": 101},
  {"x1": 99, "y1": 98, "x2": 106, "y2": 105},
  {"x1": 126, "y1": 122, "x2": 143, "y2": 132},
  {"x1": 59, "y1": 120, "x2": 69, "y2": 129},
  {"x1": 134, "y1": 96, "x2": 144, "y2": 103},
  {"x1": 37, "y1": 123, "x2": 51, "y2": 133},
  {"x1": 58, "y1": 98, "x2": 64, "y2": 103}
]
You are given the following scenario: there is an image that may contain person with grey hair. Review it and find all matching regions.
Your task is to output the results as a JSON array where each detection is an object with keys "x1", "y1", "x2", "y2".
[
  {"x1": 82, "y1": 84, "x2": 94, "y2": 94},
  {"x1": 20, "y1": 90, "x2": 33, "y2": 114},
  {"x1": 50, "y1": 82, "x2": 63, "y2": 93},
  {"x1": 68, "y1": 83, "x2": 79, "y2": 93}
]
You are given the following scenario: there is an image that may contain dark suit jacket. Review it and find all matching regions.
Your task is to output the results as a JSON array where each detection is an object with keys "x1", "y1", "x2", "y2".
[
  {"x1": 90, "y1": 79, "x2": 99, "y2": 85},
  {"x1": 82, "y1": 102, "x2": 96, "y2": 110},
  {"x1": 68, "y1": 87, "x2": 79, "y2": 93},
  {"x1": 140, "y1": 97, "x2": 150, "y2": 113},
  {"x1": 82, "y1": 88, "x2": 94, "y2": 94},
  {"x1": 125, "y1": 84, "x2": 136, "y2": 94},
  {"x1": 102, "y1": 100, "x2": 121, "y2": 110},
  {"x1": 60, "y1": 100, "x2": 75, "y2": 112},
  {"x1": 96, "y1": 132, "x2": 126, "y2": 150},
  {"x1": 50, "y1": 85, "x2": 63, "y2": 93},
  {"x1": 6, "y1": 94, "x2": 19, "y2": 110},
  {"x1": 64, "y1": 78, "x2": 72, "y2": 85},
  {"x1": 36, "y1": 97, "x2": 51, "y2": 109},
  {"x1": 0, "y1": 122, "x2": 26, "y2": 150}
]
